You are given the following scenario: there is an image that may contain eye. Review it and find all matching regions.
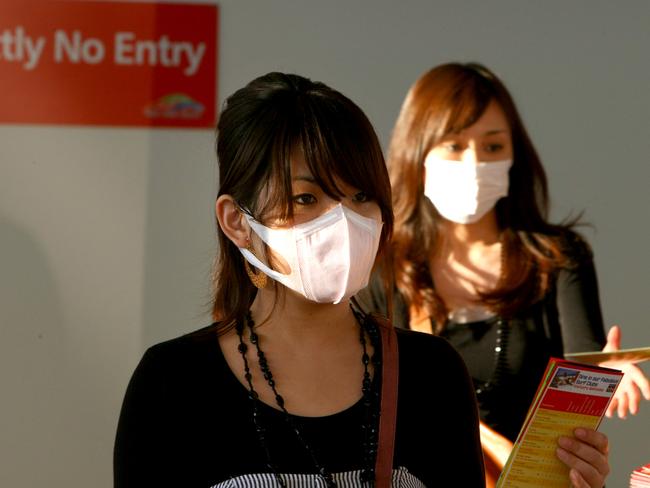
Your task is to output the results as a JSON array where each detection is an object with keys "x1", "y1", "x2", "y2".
[
  {"x1": 292, "y1": 193, "x2": 317, "y2": 205},
  {"x1": 352, "y1": 191, "x2": 371, "y2": 203},
  {"x1": 485, "y1": 143, "x2": 504, "y2": 153},
  {"x1": 444, "y1": 143, "x2": 463, "y2": 152}
]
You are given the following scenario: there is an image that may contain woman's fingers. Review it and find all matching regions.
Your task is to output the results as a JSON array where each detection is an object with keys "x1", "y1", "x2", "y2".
[
  {"x1": 574, "y1": 428, "x2": 609, "y2": 455},
  {"x1": 605, "y1": 397, "x2": 618, "y2": 418},
  {"x1": 629, "y1": 365, "x2": 650, "y2": 400},
  {"x1": 556, "y1": 429, "x2": 609, "y2": 488},
  {"x1": 569, "y1": 468, "x2": 590, "y2": 488},
  {"x1": 617, "y1": 389, "x2": 630, "y2": 419},
  {"x1": 626, "y1": 384, "x2": 640, "y2": 416},
  {"x1": 609, "y1": 365, "x2": 649, "y2": 418},
  {"x1": 599, "y1": 325, "x2": 650, "y2": 417},
  {"x1": 602, "y1": 325, "x2": 621, "y2": 352},
  {"x1": 556, "y1": 445, "x2": 605, "y2": 488}
]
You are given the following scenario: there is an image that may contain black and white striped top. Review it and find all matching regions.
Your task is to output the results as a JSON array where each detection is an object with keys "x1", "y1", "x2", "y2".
[{"x1": 209, "y1": 467, "x2": 425, "y2": 487}]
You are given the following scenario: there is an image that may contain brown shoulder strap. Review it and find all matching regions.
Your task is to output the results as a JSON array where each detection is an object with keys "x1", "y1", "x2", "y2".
[{"x1": 374, "y1": 315, "x2": 399, "y2": 488}]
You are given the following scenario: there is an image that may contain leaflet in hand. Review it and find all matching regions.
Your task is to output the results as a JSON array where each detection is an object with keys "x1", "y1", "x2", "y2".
[
  {"x1": 564, "y1": 346, "x2": 650, "y2": 365},
  {"x1": 496, "y1": 358, "x2": 623, "y2": 488}
]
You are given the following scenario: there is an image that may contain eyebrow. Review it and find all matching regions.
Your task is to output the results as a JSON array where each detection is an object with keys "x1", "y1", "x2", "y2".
[
  {"x1": 445, "y1": 128, "x2": 508, "y2": 138},
  {"x1": 292, "y1": 175, "x2": 318, "y2": 182}
]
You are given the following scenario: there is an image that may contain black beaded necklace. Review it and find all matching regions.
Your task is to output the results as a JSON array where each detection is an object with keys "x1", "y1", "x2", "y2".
[
  {"x1": 235, "y1": 309, "x2": 380, "y2": 487},
  {"x1": 473, "y1": 317, "x2": 510, "y2": 403},
  {"x1": 446, "y1": 234, "x2": 512, "y2": 403}
]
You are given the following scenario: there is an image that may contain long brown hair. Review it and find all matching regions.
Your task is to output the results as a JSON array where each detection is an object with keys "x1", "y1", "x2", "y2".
[
  {"x1": 388, "y1": 62, "x2": 579, "y2": 331},
  {"x1": 212, "y1": 72, "x2": 393, "y2": 330}
]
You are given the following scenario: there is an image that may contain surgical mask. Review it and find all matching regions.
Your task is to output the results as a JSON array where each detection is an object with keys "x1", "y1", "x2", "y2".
[
  {"x1": 239, "y1": 204, "x2": 382, "y2": 304},
  {"x1": 424, "y1": 153, "x2": 512, "y2": 224}
]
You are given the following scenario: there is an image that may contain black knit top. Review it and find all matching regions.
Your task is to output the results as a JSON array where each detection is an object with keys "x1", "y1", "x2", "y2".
[{"x1": 114, "y1": 319, "x2": 484, "y2": 487}]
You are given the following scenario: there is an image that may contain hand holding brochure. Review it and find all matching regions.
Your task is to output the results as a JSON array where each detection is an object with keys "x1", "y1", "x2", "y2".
[{"x1": 496, "y1": 358, "x2": 623, "y2": 487}]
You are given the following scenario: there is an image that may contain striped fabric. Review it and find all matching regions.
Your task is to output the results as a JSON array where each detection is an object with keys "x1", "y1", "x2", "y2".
[{"x1": 210, "y1": 466, "x2": 426, "y2": 487}]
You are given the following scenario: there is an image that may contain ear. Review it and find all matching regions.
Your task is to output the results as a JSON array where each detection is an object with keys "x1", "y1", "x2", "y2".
[{"x1": 216, "y1": 195, "x2": 249, "y2": 248}]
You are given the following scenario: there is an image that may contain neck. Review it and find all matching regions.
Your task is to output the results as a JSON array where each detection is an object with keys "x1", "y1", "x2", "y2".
[
  {"x1": 442, "y1": 209, "x2": 500, "y2": 252},
  {"x1": 249, "y1": 285, "x2": 357, "y2": 345}
]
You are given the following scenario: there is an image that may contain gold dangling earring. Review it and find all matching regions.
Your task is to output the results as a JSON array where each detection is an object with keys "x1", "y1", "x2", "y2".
[{"x1": 244, "y1": 241, "x2": 268, "y2": 289}]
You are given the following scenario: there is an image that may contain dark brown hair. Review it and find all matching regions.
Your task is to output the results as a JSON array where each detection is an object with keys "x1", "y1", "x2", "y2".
[
  {"x1": 212, "y1": 72, "x2": 393, "y2": 329},
  {"x1": 388, "y1": 62, "x2": 579, "y2": 331}
]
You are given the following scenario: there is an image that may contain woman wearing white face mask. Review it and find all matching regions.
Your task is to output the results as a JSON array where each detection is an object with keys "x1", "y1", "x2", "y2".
[
  {"x1": 114, "y1": 72, "x2": 485, "y2": 487},
  {"x1": 358, "y1": 63, "x2": 648, "y2": 488}
]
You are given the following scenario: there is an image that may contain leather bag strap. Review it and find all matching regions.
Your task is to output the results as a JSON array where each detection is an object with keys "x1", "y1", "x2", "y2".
[{"x1": 374, "y1": 316, "x2": 399, "y2": 487}]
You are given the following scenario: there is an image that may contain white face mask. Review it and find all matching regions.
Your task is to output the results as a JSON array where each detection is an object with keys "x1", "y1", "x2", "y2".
[
  {"x1": 239, "y1": 204, "x2": 382, "y2": 304},
  {"x1": 423, "y1": 153, "x2": 512, "y2": 224}
]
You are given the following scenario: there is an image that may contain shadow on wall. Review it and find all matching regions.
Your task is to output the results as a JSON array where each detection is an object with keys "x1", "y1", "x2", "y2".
[{"x1": 0, "y1": 216, "x2": 74, "y2": 487}]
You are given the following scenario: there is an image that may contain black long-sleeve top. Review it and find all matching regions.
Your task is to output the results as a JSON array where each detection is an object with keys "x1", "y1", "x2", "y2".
[{"x1": 114, "y1": 318, "x2": 484, "y2": 487}]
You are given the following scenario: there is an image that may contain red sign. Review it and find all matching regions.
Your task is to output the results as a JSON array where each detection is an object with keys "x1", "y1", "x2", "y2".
[{"x1": 0, "y1": 1, "x2": 218, "y2": 128}]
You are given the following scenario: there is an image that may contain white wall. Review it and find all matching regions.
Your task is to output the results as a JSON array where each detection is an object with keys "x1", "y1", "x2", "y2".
[{"x1": 1, "y1": 1, "x2": 648, "y2": 486}]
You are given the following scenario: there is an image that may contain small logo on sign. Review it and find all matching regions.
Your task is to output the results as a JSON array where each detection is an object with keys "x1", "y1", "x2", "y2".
[{"x1": 144, "y1": 93, "x2": 205, "y2": 119}]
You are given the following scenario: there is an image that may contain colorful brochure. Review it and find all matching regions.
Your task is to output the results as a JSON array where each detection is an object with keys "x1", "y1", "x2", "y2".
[
  {"x1": 496, "y1": 358, "x2": 623, "y2": 487},
  {"x1": 564, "y1": 346, "x2": 650, "y2": 365}
]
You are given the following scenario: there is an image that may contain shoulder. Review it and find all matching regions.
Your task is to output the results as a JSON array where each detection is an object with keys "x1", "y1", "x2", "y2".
[
  {"x1": 532, "y1": 227, "x2": 594, "y2": 271},
  {"x1": 395, "y1": 328, "x2": 468, "y2": 376},
  {"x1": 120, "y1": 323, "x2": 238, "y2": 420},
  {"x1": 134, "y1": 323, "x2": 225, "y2": 384},
  {"x1": 396, "y1": 327, "x2": 454, "y2": 354},
  {"x1": 391, "y1": 328, "x2": 480, "y2": 462},
  {"x1": 557, "y1": 229, "x2": 594, "y2": 265},
  {"x1": 147, "y1": 323, "x2": 221, "y2": 355},
  {"x1": 144, "y1": 323, "x2": 220, "y2": 362}
]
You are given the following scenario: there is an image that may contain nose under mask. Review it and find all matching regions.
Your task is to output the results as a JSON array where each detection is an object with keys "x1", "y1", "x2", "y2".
[
  {"x1": 423, "y1": 153, "x2": 512, "y2": 224},
  {"x1": 240, "y1": 203, "x2": 383, "y2": 304}
]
